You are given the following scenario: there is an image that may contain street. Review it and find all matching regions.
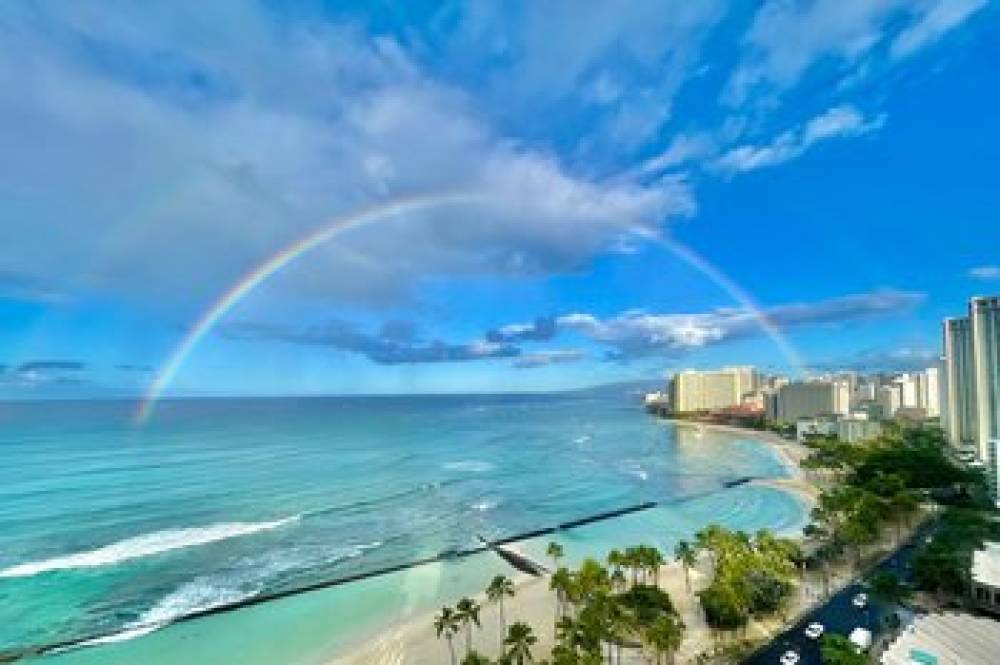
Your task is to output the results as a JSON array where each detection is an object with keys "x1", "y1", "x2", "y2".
[{"x1": 743, "y1": 522, "x2": 933, "y2": 665}]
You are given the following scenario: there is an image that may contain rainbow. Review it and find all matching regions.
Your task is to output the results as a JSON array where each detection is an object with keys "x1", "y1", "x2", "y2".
[
  {"x1": 135, "y1": 193, "x2": 804, "y2": 425},
  {"x1": 655, "y1": 236, "x2": 808, "y2": 376},
  {"x1": 134, "y1": 192, "x2": 487, "y2": 424}
]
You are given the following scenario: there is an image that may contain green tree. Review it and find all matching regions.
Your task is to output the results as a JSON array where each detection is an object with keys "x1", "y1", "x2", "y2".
[
  {"x1": 503, "y1": 621, "x2": 537, "y2": 665},
  {"x1": 455, "y1": 597, "x2": 481, "y2": 657},
  {"x1": 547, "y1": 541, "x2": 565, "y2": 570},
  {"x1": 550, "y1": 567, "x2": 574, "y2": 621},
  {"x1": 645, "y1": 546, "x2": 665, "y2": 588},
  {"x1": 819, "y1": 634, "x2": 866, "y2": 665},
  {"x1": 645, "y1": 614, "x2": 684, "y2": 665},
  {"x1": 435, "y1": 606, "x2": 460, "y2": 665},
  {"x1": 674, "y1": 540, "x2": 697, "y2": 593},
  {"x1": 868, "y1": 570, "x2": 911, "y2": 605},
  {"x1": 461, "y1": 651, "x2": 492, "y2": 665},
  {"x1": 486, "y1": 575, "x2": 515, "y2": 651}
]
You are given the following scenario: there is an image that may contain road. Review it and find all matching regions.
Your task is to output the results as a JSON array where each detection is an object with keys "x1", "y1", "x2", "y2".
[{"x1": 743, "y1": 522, "x2": 933, "y2": 665}]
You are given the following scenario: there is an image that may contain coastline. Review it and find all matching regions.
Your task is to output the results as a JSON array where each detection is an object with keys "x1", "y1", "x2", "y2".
[
  {"x1": 331, "y1": 419, "x2": 822, "y2": 665},
  {"x1": 668, "y1": 419, "x2": 820, "y2": 507}
]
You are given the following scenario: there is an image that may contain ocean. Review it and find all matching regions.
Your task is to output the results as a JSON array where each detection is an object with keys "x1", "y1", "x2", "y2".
[{"x1": 0, "y1": 388, "x2": 806, "y2": 664}]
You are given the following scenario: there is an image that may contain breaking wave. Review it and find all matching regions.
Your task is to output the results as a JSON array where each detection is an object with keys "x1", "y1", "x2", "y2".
[
  {"x1": 0, "y1": 516, "x2": 301, "y2": 579},
  {"x1": 56, "y1": 539, "x2": 383, "y2": 650},
  {"x1": 442, "y1": 460, "x2": 494, "y2": 473}
]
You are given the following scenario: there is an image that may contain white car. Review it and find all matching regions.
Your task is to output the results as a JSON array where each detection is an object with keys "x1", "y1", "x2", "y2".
[
  {"x1": 804, "y1": 622, "x2": 825, "y2": 639},
  {"x1": 852, "y1": 592, "x2": 868, "y2": 609},
  {"x1": 779, "y1": 650, "x2": 800, "y2": 665}
]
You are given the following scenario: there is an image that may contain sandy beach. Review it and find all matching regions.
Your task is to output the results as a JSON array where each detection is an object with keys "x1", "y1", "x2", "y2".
[{"x1": 331, "y1": 421, "x2": 823, "y2": 665}]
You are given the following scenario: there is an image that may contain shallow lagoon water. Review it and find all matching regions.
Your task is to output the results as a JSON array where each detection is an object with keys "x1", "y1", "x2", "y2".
[{"x1": 0, "y1": 390, "x2": 806, "y2": 663}]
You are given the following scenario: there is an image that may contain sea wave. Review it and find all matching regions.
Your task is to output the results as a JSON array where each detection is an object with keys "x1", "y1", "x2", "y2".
[
  {"x1": 55, "y1": 539, "x2": 384, "y2": 651},
  {"x1": 0, "y1": 516, "x2": 301, "y2": 579},
  {"x1": 442, "y1": 460, "x2": 494, "y2": 473},
  {"x1": 471, "y1": 499, "x2": 499, "y2": 513}
]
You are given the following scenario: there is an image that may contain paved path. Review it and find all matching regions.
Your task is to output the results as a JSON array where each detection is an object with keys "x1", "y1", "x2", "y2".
[{"x1": 743, "y1": 522, "x2": 933, "y2": 665}]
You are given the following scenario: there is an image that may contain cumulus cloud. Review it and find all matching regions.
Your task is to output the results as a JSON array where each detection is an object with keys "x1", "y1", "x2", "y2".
[
  {"x1": 445, "y1": 1, "x2": 726, "y2": 152},
  {"x1": 725, "y1": 0, "x2": 986, "y2": 105},
  {"x1": 811, "y1": 346, "x2": 940, "y2": 372},
  {"x1": 486, "y1": 317, "x2": 558, "y2": 343},
  {"x1": 499, "y1": 289, "x2": 924, "y2": 361},
  {"x1": 969, "y1": 265, "x2": 1000, "y2": 280},
  {"x1": 714, "y1": 105, "x2": 886, "y2": 174},
  {"x1": 0, "y1": 3, "x2": 690, "y2": 312},
  {"x1": 512, "y1": 349, "x2": 586, "y2": 369},
  {"x1": 222, "y1": 320, "x2": 520, "y2": 365}
]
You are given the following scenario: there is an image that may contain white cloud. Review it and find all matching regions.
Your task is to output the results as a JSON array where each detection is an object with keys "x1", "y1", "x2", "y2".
[
  {"x1": 531, "y1": 289, "x2": 924, "y2": 360},
  {"x1": 891, "y1": 0, "x2": 988, "y2": 60},
  {"x1": 725, "y1": 0, "x2": 986, "y2": 105},
  {"x1": 446, "y1": 1, "x2": 726, "y2": 152},
  {"x1": 714, "y1": 105, "x2": 886, "y2": 174},
  {"x1": 0, "y1": 3, "x2": 690, "y2": 311},
  {"x1": 512, "y1": 349, "x2": 586, "y2": 369},
  {"x1": 636, "y1": 133, "x2": 717, "y2": 177},
  {"x1": 970, "y1": 265, "x2": 1000, "y2": 280}
]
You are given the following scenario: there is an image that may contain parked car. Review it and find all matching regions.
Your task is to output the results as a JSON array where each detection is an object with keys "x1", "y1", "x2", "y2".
[
  {"x1": 849, "y1": 627, "x2": 872, "y2": 652},
  {"x1": 804, "y1": 622, "x2": 825, "y2": 639},
  {"x1": 779, "y1": 650, "x2": 800, "y2": 665}
]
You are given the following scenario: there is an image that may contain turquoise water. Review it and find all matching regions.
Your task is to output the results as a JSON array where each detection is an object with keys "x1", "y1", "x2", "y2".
[{"x1": 0, "y1": 389, "x2": 805, "y2": 663}]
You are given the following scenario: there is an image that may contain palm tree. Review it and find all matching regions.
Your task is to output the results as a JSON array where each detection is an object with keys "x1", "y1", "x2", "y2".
[
  {"x1": 674, "y1": 540, "x2": 696, "y2": 593},
  {"x1": 460, "y1": 651, "x2": 492, "y2": 665},
  {"x1": 504, "y1": 621, "x2": 537, "y2": 665},
  {"x1": 646, "y1": 546, "x2": 665, "y2": 588},
  {"x1": 607, "y1": 548, "x2": 624, "y2": 576},
  {"x1": 623, "y1": 546, "x2": 640, "y2": 587},
  {"x1": 645, "y1": 614, "x2": 684, "y2": 665},
  {"x1": 455, "y1": 597, "x2": 481, "y2": 657},
  {"x1": 435, "y1": 606, "x2": 460, "y2": 665},
  {"x1": 486, "y1": 574, "x2": 515, "y2": 649},
  {"x1": 547, "y1": 541, "x2": 565, "y2": 570},
  {"x1": 610, "y1": 567, "x2": 626, "y2": 592},
  {"x1": 550, "y1": 567, "x2": 574, "y2": 622}
]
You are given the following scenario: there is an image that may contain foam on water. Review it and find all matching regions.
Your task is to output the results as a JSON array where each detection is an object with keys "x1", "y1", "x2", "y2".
[
  {"x1": 0, "y1": 516, "x2": 301, "y2": 579},
  {"x1": 58, "y1": 539, "x2": 385, "y2": 650},
  {"x1": 442, "y1": 460, "x2": 494, "y2": 473}
]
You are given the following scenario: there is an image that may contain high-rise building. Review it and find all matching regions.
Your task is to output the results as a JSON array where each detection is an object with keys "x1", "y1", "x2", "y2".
[
  {"x1": 855, "y1": 379, "x2": 877, "y2": 403},
  {"x1": 971, "y1": 296, "x2": 1000, "y2": 462},
  {"x1": 894, "y1": 374, "x2": 920, "y2": 409},
  {"x1": 773, "y1": 381, "x2": 844, "y2": 423},
  {"x1": 878, "y1": 384, "x2": 901, "y2": 418},
  {"x1": 943, "y1": 316, "x2": 977, "y2": 448},
  {"x1": 669, "y1": 366, "x2": 760, "y2": 413},
  {"x1": 942, "y1": 296, "x2": 1000, "y2": 506},
  {"x1": 918, "y1": 366, "x2": 941, "y2": 418}
]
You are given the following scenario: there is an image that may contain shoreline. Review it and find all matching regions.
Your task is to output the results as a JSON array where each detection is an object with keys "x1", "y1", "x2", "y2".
[
  {"x1": 667, "y1": 419, "x2": 820, "y2": 507},
  {"x1": 331, "y1": 419, "x2": 822, "y2": 664}
]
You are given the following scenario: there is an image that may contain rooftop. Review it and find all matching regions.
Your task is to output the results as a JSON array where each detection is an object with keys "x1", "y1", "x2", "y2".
[
  {"x1": 972, "y1": 542, "x2": 1000, "y2": 588},
  {"x1": 880, "y1": 612, "x2": 1000, "y2": 665}
]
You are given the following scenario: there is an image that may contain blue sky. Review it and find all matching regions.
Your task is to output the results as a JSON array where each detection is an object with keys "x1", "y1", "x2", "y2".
[{"x1": 1, "y1": 0, "x2": 998, "y2": 400}]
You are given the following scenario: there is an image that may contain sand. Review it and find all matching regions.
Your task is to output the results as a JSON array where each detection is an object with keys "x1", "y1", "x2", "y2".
[{"x1": 329, "y1": 421, "x2": 828, "y2": 664}]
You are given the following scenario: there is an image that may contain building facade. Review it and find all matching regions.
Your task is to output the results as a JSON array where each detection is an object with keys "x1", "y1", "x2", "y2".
[
  {"x1": 971, "y1": 296, "x2": 1000, "y2": 462},
  {"x1": 669, "y1": 366, "x2": 761, "y2": 413},
  {"x1": 919, "y1": 366, "x2": 941, "y2": 418},
  {"x1": 773, "y1": 381, "x2": 843, "y2": 423},
  {"x1": 943, "y1": 316, "x2": 977, "y2": 447}
]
